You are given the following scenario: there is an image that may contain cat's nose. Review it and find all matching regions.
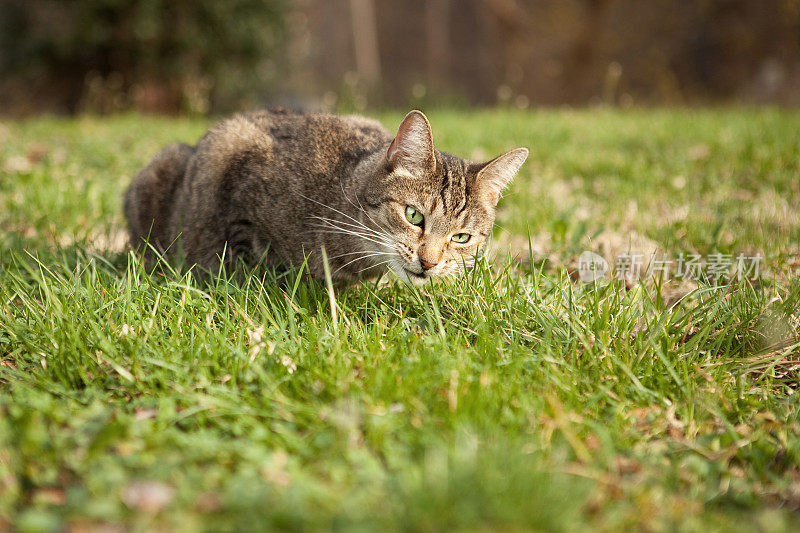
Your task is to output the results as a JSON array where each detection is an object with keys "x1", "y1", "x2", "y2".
[{"x1": 419, "y1": 258, "x2": 437, "y2": 270}]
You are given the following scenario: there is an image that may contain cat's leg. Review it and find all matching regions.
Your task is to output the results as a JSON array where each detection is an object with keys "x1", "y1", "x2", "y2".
[{"x1": 124, "y1": 143, "x2": 195, "y2": 257}]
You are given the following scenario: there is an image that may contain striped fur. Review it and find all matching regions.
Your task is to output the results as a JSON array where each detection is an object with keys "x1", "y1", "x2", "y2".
[{"x1": 124, "y1": 109, "x2": 527, "y2": 284}]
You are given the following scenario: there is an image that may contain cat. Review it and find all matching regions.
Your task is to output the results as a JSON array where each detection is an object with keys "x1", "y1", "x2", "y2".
[{"x1": 123, "y1": 108, "x2": 528, "y2": 285}]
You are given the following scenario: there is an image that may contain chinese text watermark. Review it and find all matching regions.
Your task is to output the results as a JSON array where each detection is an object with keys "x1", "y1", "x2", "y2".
[{"x1": 577, "y1": 252, "x2": 763, "y2": 284}]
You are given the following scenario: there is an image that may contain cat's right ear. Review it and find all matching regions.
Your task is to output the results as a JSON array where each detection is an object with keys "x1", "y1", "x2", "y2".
[
  {"x1": 387, "y1": 110, "x2": 436, "y2": 174},
  {"x1": 473, "y1": 147, "x2": 529, "y2": 205}
]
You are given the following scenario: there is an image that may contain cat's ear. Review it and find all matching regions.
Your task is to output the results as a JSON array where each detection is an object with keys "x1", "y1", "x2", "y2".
[
  {"x1": 474, "y1": 148, "x2": 529, "y2": 205},
  {"x1": 387, "y1": 110, "x2": 436, "y2": 173}
]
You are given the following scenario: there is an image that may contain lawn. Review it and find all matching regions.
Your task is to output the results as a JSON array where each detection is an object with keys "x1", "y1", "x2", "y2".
[{"x1": 1, "y1": 108, "x2": 799, "y2": 531}]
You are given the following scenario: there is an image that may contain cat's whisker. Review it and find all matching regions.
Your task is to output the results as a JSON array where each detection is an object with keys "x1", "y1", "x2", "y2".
[
  {"x1": 309, "y1": 219, "x2": 392, "y2": 240},
  {"x1": 310, "y1": 215, "x2": 390, "y2": 242},
  {"x1": 308, "y1": 214, "x2": 394, "y2": 245},
  {"x1": 311, "y1": 226, "x2": 394, "y2": 249},
  {"x1": 329, "y1": 253, "x2": 395, "y2": 272},
  {"x1": 300, "y1": 193, "x2": 399, "y2": 255},
  {"x1": 328, "y1": 249, "x2": 395, "y2": 260},
  {"x1": 298, "y1": 193, "x2": 380, "y2": 235},
  {"x1": 338, "y1": 181, "x2": 392, "y2": 236},
  {"x1": 338, "y1": 182, "x2": 374, "y2": 222},
  {"x1": 310, "y1": 221, "x2": 394, "y2": 247},
  {"x1": 334, "y1": 252, "x2": 395, "y2": 275},
  {"x1": 355, "y1": 258, "x2": 394, "y2": 276}
]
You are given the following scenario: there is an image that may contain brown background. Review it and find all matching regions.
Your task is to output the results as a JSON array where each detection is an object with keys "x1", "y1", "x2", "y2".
[{"x1": 2, "y1": 0, "x2": 799, "y2": 115}]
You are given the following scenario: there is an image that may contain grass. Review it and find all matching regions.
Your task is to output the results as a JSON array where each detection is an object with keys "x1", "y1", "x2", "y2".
[{"x1": 1, "y1": 108, "x2": 799, "y2": 531}]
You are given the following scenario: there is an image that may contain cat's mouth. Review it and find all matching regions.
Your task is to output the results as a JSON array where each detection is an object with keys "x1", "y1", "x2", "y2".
[{"x1": 403, "y1": 268, "x2": 427, "y2": 280}]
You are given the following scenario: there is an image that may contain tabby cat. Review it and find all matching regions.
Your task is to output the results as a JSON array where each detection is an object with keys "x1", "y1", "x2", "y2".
[{"x1": 124, "y1": 109, "x2": 528, "y2": 284}]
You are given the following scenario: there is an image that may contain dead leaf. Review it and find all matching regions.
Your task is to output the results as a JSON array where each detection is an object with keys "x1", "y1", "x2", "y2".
[
  {"x1": 121, "y1": 481, "x2": 174, "y2": 512},
  {"x1": 33, "y1": 488, "x2": 66, "y2": 505},
  {"x1": 134, "y1": 408, "x2": 157, "y2": 421},
  {"x1": 687, "y1": 143, "x2": 710, "y2": 161},
  {"x1": 614, "y1": 456, "x2": 641, "y2": 474}
]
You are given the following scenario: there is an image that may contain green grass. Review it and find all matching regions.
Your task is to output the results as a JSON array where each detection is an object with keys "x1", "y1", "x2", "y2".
[{"x1": 1, "y1": 109, "x2": 800, "y2": 531}]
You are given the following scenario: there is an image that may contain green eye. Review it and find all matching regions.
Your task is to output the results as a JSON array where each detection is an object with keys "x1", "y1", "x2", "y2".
[
  {"x1": 405, "y1": 206, "x2": 424, "y2": 226},
  {"x1": 451, "y1": 233, "x2": 471, "y2": 243}
]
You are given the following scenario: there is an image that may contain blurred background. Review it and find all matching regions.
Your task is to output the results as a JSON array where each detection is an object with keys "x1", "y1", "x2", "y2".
[{"x1": 1, "y1": 0, "x2": 799, "y2": 117}]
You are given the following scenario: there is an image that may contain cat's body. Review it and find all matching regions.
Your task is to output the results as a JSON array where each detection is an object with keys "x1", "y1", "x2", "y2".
[{"x1": 124, "y1": 108, "x2": 527, "y2": 284}]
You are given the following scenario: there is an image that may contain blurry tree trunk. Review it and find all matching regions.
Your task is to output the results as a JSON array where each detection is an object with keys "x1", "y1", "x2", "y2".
[
  {"x1": 482, "y1": 0, "x2": 528, "y2": 32},
  {"x1": 349, "y1": 0, "x2": 381, "y2": 89},
  {"x1": 426, "y1": 0, "x2": 451, "y2": 89},
  {"x1": 561, "y1": 0, "x2": 613, "y2": 103}
]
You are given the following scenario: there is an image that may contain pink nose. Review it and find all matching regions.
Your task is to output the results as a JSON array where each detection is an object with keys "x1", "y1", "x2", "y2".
[{"x1": 420, "y1": 258, "x2": 437, "y2": 270}]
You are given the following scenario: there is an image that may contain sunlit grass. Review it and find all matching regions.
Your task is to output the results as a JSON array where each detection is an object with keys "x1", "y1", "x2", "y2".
[{"x1": 1, "y1": 109, "x2": 799, "y2": 531}]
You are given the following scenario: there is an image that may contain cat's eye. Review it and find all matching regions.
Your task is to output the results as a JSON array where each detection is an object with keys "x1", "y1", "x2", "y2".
[
  {"x1": 405, "y1": 206, "x2": 424, "y2": 226},
  {"x1": 451, "y1": 233, "x2": 471, "y2": 243}
]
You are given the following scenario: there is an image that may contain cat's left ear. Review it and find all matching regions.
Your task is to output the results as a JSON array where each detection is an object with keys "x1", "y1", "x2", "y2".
[
  {"x1": 387, "y1": 110, "x2": 436, "y2": 174},
  {"x1": 474, "y1": 148, "x2": 529, "y2": 205}
]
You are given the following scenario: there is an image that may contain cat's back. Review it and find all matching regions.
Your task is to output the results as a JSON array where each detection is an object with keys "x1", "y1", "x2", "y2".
[
  {"x1": 197, "y1": 108, "x2": 390, "y2": 176},
  {"x1": 254, "y1": 107, "x2": 389, "y2": 149},
  {"x1": 263, "y1": 108, "x2": 390, "y2": 168},
  {"x1": 167, "y1": 108, "x2": 392, "y2": 268}
]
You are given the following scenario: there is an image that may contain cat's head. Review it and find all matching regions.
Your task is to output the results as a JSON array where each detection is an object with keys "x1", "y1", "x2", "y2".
[{"x1": 360, "y1": 110, "x2": 528, "y2": 284}]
